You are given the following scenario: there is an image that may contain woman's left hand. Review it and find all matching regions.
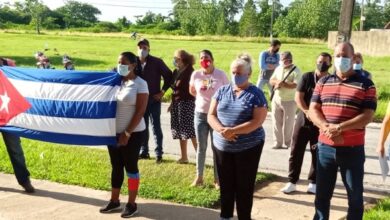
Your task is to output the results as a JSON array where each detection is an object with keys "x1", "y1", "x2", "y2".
[
  {"x1": 221, "y1": 128, "x2": 237, "y2": 141},
  {"x1": 118, "y1": 132, "x2": 130, "y2": 146}
]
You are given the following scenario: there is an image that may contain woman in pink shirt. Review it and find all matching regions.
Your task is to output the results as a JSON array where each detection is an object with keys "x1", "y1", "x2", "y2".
[{"x1": 189, "y1": 50, "x2": 229, "y2": 188}]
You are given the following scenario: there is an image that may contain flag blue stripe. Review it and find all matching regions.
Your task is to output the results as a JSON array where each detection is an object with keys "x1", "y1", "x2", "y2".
[
  {"x1": 0, "y1": 126, "x2": 116, "y2": 145},
  {"x1": 1, "y1": 66, "x2": 121, "y2": 86},
  {"x1": 25, "y1": 98, "x2": 117, "y2": 119}
]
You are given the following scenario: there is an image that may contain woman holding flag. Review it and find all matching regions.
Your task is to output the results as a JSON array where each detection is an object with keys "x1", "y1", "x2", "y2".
[{"x1": 100, "y1": 52, "x2": 148, "y2": 218}]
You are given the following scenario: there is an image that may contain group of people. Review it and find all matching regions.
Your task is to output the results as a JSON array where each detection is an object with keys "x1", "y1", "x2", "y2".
[
  {"x1": 34, "y1": 51, "x2": 75, "y2": 70},
  {"x1": 0, "y1": 38, "x2": 385, "y2": 220}
]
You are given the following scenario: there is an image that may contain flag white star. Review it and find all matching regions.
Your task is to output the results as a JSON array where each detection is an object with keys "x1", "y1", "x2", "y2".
[{"x1": 0, "y1": 91, "x2": 10, "y2": 113}]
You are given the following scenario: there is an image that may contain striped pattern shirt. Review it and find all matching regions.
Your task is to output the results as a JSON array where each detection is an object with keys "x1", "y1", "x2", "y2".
[
  {"x1": 212, "y1": 84, "x2": 268, "y2": 152},
  {"x1": 311, "y1": 73, "x2": 377, "y2": 146}
]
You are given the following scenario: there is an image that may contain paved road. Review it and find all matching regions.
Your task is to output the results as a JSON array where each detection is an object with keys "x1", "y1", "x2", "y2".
[{"x1": 157, "y1": 103, "x2": 390, "y2": 192}]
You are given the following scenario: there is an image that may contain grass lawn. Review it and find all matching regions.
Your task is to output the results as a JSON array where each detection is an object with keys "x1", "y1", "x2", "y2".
[
  {"x1": 364, "y1": 197, "x2": 390, "y2": 220},
  {"x1": 0, "y1": 137, "x2": 275, "y2": 208},
  {"x1": 1, "y1": 31, "x2": 389, "y2": 120}
]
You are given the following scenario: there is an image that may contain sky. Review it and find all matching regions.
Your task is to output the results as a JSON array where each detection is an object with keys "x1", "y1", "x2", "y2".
[{"x1": 2, "y1": 0, "x2": 292, "y2": 22}]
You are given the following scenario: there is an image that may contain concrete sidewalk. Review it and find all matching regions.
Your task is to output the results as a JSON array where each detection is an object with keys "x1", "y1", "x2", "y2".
[{"x1": 0, "y1": 173, "x2": 387, "y2": 220}]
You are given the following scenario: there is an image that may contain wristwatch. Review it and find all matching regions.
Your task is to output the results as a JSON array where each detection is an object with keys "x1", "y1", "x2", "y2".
[{"x1": 124, "y1": 130, "x2": 131, "y2": 137}]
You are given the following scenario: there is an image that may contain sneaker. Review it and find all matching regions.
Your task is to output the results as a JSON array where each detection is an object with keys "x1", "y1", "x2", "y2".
[
  {"x1": 272, "y1": 145, "x2": 283, "y2": 149},
  {"x1": 99, "y1": 200, "x2": 121, "y2": 213},
  {"x1": 21, "y1": 181, "x2": 35, "y2": 193},
  {"x1": 138, "y1": 153, "x2": 150, "y2": 159},
  {"x1": 307, "y1": 183, "x2": 316, "y2": 194},
  {"x1": 121, "y1": 203, "x2": 138, "y2": 218},
  {"x1": 155, "y1": 156, "x2": 163, "y2": 164},
  {"x1": 177, "y1": 158, "x2": 189, "y2": 164},
  {"x1": 281, "y1": 182, "x2": 296, "y2": 194}
]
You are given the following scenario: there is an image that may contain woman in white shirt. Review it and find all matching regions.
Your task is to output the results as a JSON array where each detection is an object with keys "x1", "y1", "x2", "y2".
[{"x1": 100, "y1": 52, "x2": 148, "y2": 218}]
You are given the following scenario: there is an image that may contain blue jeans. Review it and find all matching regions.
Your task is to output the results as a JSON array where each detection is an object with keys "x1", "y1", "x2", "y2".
[
  {"x1": 2, "y1": 132, "x2": 30, "y2": 185},
  {"x1": 256, "y1": 78, "x2": 272, "y2": 94},
  {"x1": 314, "y1": 142, "x2": 365, "y2": 220},
  {"x1": 194, "y1": 112, "x2": 218, "y2": 180},
  {"x1": 140, "y1": 98, "x2": 163, "y2": 157}
]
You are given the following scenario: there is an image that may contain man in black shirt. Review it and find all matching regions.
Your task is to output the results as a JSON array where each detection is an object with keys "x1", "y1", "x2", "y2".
[{"x1": 281, "y1": 52, "x2": 332, "y2": 194}]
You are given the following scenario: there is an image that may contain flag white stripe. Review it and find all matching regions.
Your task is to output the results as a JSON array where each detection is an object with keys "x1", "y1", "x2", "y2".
[
  {"x1": 9, "y1": 79, "x2": 120, "y2": 102},
  {"x1": 8, "y1": 113, "x2": 116, "y2": 136}
]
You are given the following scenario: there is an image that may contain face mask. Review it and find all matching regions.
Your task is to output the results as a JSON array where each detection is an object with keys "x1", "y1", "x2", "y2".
[
  {"x1": 316, "y1": 63, "x2": 330, "y2": 72},
  {"x1": 138, "y1": 49, "x2": 148, "y2": 58},
  {"x1": 200, "y1": 59, "x2": 211, "y2": 69},
  {"x1": 231, "y1": 73, "x2": 248, "y2": 86},
  {"x1": 173, "y1": 59, "x2": 177, "y2": 67},
  {"x1": 117, "y1": 64, "x2": 130, "y2": 76},
  {"x1": 273, "y1": 48, "x2": 279, "y2": 53},
  {"x1": 334, "y1": 57, "x2": 352, "y2": 74},
  {"x1": 353, "y1": 63, "x2": 362, "y2": 70}
]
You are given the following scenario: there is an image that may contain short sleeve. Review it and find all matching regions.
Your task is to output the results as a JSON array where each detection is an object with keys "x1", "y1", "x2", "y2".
[
  {"x1": 249, "y1": 86, "x2": 268, "y2": 108},
  {"x1": 137, "y1": 78, "x2": 149, "y2": 94},
  {"x1": 297, "y1": 72, "x2": 309, "y2": 92},
  {"x1": 361, "y1": 81, "x2": 377, "y2": 111},
  {"x1": 213, "y1": 86, "x2": 225, "y2": 102},
  {"x1": 189, "y1": 70, "x2": 196, "y2": 86},
  {"x1": 310, "y1": 77, "x2": 326, "y2": 104},
  {"x1": 292, "y1": 67, "x2": 302, "y2": 84}
]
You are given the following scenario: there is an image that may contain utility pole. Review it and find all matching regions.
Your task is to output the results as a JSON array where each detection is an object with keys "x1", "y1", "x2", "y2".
[
  {"x1": 270, "y1": 0, "x2": 274, "y2": 41},
  {"x1": 360, "y1": 0, "x2": 364, "y2": 31},
  {"x1": 337, "y1": 0, "x2": 355, "y2": 43}
]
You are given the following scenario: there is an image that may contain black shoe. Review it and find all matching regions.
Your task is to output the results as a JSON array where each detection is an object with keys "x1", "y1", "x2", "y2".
[
  {"x1": 100, "y1": 200, "x2": 121, "y2": 213},
  {"x1": 121, "y1": 203, "x2": 138, "y2": 218},
  {"x1": 155, "y1": 156, "x2": 162, "y2": 164},
  {"x1": 21, "y1": 181, "x2": 35, "y2": 193},
  {"x1": 139, "y1": 153, "x2": 150, "y2": 159}
]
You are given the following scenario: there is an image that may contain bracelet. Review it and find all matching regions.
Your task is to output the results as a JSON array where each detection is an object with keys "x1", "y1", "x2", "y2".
[{"x1": 124, "y1": 130, "x2": 131, "y2": 137}]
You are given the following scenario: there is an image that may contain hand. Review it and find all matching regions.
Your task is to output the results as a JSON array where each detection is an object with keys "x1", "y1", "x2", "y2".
[
  {"x1": 153, "y1": 91, "x2": 165, "y2": 101},
  {"x1": 167, "y1": 104, "x2": 172, "y2": 112},
  {"x1": 304, "y1": 110, "x2": 311, "y2": 122},
  {"x1": 118, "y1": 132, "x2": 130, "y2": 146},
  {"x1": 275, "y1": 80, "x2": 284, "y2": 89},
  {"x1": 377, "y1": 144, "x2": 385, "y2": 157},
  {"x1": 220, "y1": 127, "x2": 237, "y2": 142},
  {"x1": 324, "y1": 124, "x2": 341, "y2": 139},
  {"x1": 267, "y1": 64, "x2": 275, "y2": 70}
]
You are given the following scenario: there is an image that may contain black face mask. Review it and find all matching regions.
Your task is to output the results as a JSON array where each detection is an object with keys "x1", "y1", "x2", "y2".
[
  {"x1": 316, "y1": 63, "x2": 330, "y2": 72},
  {"x1": 273, "y1": 48, "x2": 279, "y2": 53}
]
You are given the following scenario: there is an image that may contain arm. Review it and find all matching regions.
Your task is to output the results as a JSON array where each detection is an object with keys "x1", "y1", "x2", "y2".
[
  {"x1": 160, "y1": 60, "x2": 173, "y2": 93},
  {"x1": 118, "y1": 93, "x2": 149, "y2": 145},
  {"x1": 377, "y1": 112, "x2": 390, "y2": 156},
  {"x1": 295, "y1": 91, "x2": 309, "y2": 114},
  {"x1": 230, "y1": 106, "x2": 267, "y2": 134},
  {"x1": 259, "y1": 52, "x2": 267, "y2": 70},
  {"x1": 309, "y1": 102, "x2": 328, "y2": 131},
  {"x1": 189, "y1": 71, "x2": 196, "y2": 97},
  {"x1": 207, "y1": 99, "x2": 224, "y2": 133}
]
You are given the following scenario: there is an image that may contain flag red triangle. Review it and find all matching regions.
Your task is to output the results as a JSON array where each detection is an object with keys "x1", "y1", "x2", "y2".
[{"x1": 0, "y1": 70, "x2": 31, "y2": 126}]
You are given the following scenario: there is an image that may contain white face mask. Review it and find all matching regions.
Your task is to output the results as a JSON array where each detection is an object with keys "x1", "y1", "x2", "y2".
[
  {"x1": 117, "y1": 64, "x2": 130, "y2": 76},
  {"x1": 334, "y1": 57, "x2": 352, "y2": 74},
  {"x1": 138, "y1": 49, "x2": 148, "y2": 58}
]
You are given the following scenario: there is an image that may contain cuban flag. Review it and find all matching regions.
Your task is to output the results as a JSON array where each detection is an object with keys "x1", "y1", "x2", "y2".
[{"x1": 0, "y1": 66, "x2": 121, "y2": 145}]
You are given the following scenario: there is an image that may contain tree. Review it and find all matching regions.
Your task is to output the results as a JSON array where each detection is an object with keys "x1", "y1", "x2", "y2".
[
  {"x1": 239, "y1": 0, "x2": 258, "y2": 36},
  {"x1": 257, "y1": 0, "x2": 283, "y2": 37},
  {"x1": 55, "y1": 0, "x2": 101, "y2": 28},
  {"x1": 274, "y1": 0, "x2": 341, "y2": 39},
  {"x1": 15, "y1": 0, "x2": 46, "y2": 34},
  {"x1": 363, "y1": 0, "x2": 386, "y2": 30}
]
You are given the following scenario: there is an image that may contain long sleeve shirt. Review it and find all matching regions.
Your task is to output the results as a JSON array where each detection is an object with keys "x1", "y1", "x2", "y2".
[{"x1": 137, "y1": 55, "x2": 173, "y2": 96}]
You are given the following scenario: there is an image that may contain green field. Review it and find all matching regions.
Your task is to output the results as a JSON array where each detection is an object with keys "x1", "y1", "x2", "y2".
[{"x1": 1, "y1": 31, "x2": 388, "y2": 119}]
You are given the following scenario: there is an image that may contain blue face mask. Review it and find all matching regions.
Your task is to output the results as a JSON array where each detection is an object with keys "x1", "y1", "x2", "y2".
[
  {"x1": 353, "y1": 63, "x2": 362, "y2": 70},
  {"x1": 231, "y1": 73, "x2": 248, "y2": 86},
  {"x1": 173, "y1": 59, "x2": 177, "y2": 67},
  {"x1": 334, "y1": 57, "x2": 352, "y2": 74},
  {"x1": 117, "y1": 64, "x2": 130, "y2": 76}
]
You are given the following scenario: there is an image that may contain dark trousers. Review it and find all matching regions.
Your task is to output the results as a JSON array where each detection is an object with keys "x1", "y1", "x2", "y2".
[
  {"x1": 2, "y1": 132, "x2": 30, "y2": 185},
  {"x1": 140, "y1": 98, "x2": 163, "y2": 156},
  {"x1": 108, "y1": 131, "x2": 146, "y2": 188},
  {"x1": 314, "y1": 143, "x2": 365, "y2": 220},
  {"x1": 213, "y1": 141, "x2": 264, "y2": 220},
  {"x1": 288, "y1": 112, "x2": 319, "y2": 184}
]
